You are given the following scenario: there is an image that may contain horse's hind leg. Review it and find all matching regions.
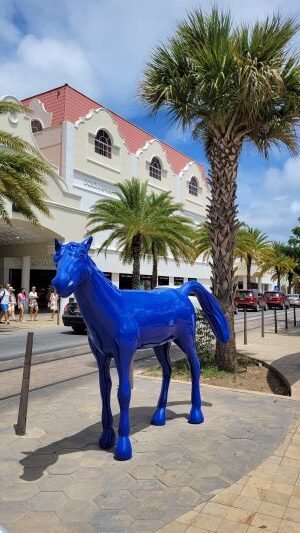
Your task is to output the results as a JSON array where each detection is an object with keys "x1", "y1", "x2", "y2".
[
  {"x1": 151, "y1": 342, "x2": 171, "y2": 426},
  {"x1": 175, "y1": 336, "x2": 204, "y2": 424},
  {"x1": 114, "y1": 348, "x2": 134, "y2": 461},
  {"x1": 88, "y1": 336, "x2": 115, "y2": 449}
]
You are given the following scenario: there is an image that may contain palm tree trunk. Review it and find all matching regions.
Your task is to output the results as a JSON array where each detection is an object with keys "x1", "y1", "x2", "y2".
[
  {"x1": 246, "y1": 255, "x2": 252, "y2": 289},
  {"x1": 276, "y1": 267, "x2": 281, "y2": 289},
  {"x1": 207, "y1": 134, "x2": 241, "y2": 371},
  {"x1": 151, "y1": 244, "x2": 158, "y2": 289},
  {"x1": 132, "y1": 233, "x2": 141, "y2": 289}
]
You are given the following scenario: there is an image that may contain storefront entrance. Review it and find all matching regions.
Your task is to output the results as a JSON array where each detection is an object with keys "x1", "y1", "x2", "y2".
[{"x1": 29, "y1": 269, "x2": 56, "y2": 308}]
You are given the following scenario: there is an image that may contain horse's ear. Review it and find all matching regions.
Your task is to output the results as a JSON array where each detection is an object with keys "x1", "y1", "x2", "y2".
[
  {"x1": 82, "y1": 236, "x2": 93, "y2": 251},
  {"x1": 54, "y1": 239, "x2": 63, "y2": 252}
]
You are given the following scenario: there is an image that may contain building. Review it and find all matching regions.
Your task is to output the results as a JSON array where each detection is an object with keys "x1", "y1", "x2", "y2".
[
  {"x1": 0, "y1": 84, "x2": 212, "y2": 306},
  {"x1": 0, "y1": 84, "x2": 273, "y2": 305}
]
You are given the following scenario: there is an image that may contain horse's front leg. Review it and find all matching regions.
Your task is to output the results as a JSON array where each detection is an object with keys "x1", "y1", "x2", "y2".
[
  {"x1": 88, "y1": 336, "x2": 115, "y2": 449},
  {"x1": 114, "y1": 348, "x2": 134, "y2": 461}
]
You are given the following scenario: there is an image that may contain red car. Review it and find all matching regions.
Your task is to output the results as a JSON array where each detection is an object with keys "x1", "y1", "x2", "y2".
[
  {"x1": 264, "y1": 291, "x2": 290, "y2": 310},
  {"x1": 235, "y1": 289, "x2": 267, "y2": 312}
]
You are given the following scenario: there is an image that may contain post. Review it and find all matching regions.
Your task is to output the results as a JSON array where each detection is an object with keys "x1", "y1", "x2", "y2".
[
  {"x1": 14, "y1": 332, "x2": 34, "y2": 436},
  {"x1": 274, "y1": 307, "x2": 278, "y2": 334},
  {"x1": 261, "y1": 305, "x2": 265, "y2": 338},
  {"x1": 285, "y1": 306, "x2": 288, "y2": 330},
  {"x1": 294, "y1": 306, "x2": 296, "y2": 327},
  {"x1": 243, "y1": 307, "x2": 247, "y2": 345}
]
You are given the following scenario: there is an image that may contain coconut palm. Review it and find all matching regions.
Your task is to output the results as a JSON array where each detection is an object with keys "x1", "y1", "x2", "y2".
[
  {"x1": 145, "y1": 192, "x2": 194, "y2": 288},
  {"x1": 258, "y1": 242, "x2": 297, "y2": 288},
  {"x1": 86, "y1": 178, "x2": 194, "y2": 289},
  {"x1": 0, "y1": 100, "x2": 54, "y2": 223},
  {"x1": 193, "y1": 222, "x2": 253, "y2": 262},
  {"x1": 237, "y1": 226, "x2": 270, "y2": 289},
  {"x1": 140, "y1": 8, "x2": 300, "y2": 369}
]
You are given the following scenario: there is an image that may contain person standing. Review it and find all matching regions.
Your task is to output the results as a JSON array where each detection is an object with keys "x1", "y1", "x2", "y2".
[
  {"x1": 0, "y1": 283, "x2": 11, "y2": 325},
  {"x1": 17, "y1": 288, "x2": 27, "y2": 322},
  {"x1": 49, "y1": 289, "x2": 58, "y2": 320},
  {"x1": 9, "y1": 287, "x2": 17, "y2": 321},
  {"x1": 28, "y1": 286, "x2": 39, "y2": 321}
]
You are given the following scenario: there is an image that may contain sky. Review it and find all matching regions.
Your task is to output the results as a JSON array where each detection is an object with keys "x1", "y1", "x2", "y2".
[{"x1": 1, "y1": 0, "x2": 300, "y2": 241}]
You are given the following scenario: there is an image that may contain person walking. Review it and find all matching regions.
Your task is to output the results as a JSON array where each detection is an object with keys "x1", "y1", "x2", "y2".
[
  {"x1": 49, "y1": 289, "x2": 58, "y2": 320},
  {"x1": 9, "y1": 287, "x2": 17, "y2": 321},
  {"x1": 17, "y1": 288, "x2": 27, "y2": 322},
  {"x1": 28, "y1": 286, "x2": 39, "y2": 321},
  {"x1": 0, "y1": 283, "x2": 11, "y2": 325}
]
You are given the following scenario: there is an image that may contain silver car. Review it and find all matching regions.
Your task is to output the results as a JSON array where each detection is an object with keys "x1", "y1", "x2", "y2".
[{"x1": 287, "y1": 294, "x2": 300, "y2": 307}]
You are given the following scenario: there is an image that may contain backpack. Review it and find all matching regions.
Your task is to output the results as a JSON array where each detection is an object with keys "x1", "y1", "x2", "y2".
[{"x1": 0, "y1": 290, "x2": 5, "y2": 303}]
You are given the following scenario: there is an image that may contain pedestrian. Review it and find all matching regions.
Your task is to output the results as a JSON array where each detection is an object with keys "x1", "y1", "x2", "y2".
[
  {"x1": 49, "y1": 288, "x2": 58, "y2": 320},
  {"x1": 28, "y1": 286, "x2": 39, "y2": 321},
  {"x1": 9, "y1": 286, "x2": 17, "y2": 321},
  {"x1": 0, "y1": 283, "x2": 11, "y2": 325},
  {"x1": 17, "y1": 288, "x2": 27, "y2": 322}
]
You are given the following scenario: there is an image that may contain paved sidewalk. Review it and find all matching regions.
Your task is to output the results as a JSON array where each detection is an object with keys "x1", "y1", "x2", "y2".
[
  {"x1": 0, "y1": 313, "x2": 59, "y2": 333},
  {"x1": 1, "y1": 371, "x2": 299, "y2": 532},
  {"x1": 236, "y1": 325, "x2": 300, "y2": 399},
  {"x1": 161, "y1": 417, "x2": 300, "y2": 532}
]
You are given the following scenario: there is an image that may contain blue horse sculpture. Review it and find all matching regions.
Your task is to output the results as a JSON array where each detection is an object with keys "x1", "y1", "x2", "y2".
[{"x1": 52, "y1": 237, "x2": 230, "y2": 461}]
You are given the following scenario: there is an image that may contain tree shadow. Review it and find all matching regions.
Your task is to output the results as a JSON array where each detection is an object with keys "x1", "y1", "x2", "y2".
[{"x1": 20, "y1": 400, "x2": 212, "y2": 481}]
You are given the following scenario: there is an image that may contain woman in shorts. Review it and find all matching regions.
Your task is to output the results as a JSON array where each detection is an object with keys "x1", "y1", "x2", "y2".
[
  {"x1": 28, "y1": 286, "x2": 39, "y2": 321},
  {"x1": 17, "y1": 288, "x2": 27, "y2": 322}
]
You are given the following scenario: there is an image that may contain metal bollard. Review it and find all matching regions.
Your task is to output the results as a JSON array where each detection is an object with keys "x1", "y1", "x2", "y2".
[
  {"x1": 294, "y1": 306, "x2": 297, "y2": 327},
  {"x1": 243, "y1": 307, "x2": 247, "y2": 345},
  {"x1": 274, "y1": 307, "x2": 278, "y2": 334},
  {"x1": 14, "y1": 332, "x2": 34, "y2": 436},
  {"x1": 285, "y1": 307, "x2": 288, "y2": 330},
  {"x1": 261, "y1": 305, "x2": 265, "y2": 338}
]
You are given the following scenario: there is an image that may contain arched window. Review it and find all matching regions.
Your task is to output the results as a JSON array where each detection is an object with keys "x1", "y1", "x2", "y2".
[
  {"x1": 95, "y1": 130, "x2": 112, "y2": 158},
  {"x1": 149, "y1": 157, "x2": 162, "y2": 180},
  {"x1": 189, "y1": 176, "x2": 199, "y2": 196},
  {"x1": 31, "y1": 119, "x2": 43, "y2": 133}
]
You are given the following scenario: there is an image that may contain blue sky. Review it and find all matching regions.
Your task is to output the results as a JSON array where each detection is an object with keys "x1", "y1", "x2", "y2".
[{"x1": 1, "y1": 0, "x2": 300, "y2": 241}]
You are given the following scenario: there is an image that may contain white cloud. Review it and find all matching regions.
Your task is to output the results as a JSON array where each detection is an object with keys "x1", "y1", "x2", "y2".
[
  {"x1": 0, "y1": 0, "x2": 299, "y2": 111},
  {"x1": 238, "y1": 157, "x2": 300, "y2": 241}
]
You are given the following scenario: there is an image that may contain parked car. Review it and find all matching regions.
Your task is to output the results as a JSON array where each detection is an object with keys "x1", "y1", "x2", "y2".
[
  {"x1": 63, "y1": 299, "x2": 86, "y2": 334},
  {"x1": 264, "y1": 291, "x2": 290, "y2": 310},
  {"x1": 287, "y1": 294, "x2": 300, "y2": 307},
  {"x1": 234, "y1": 289, "x2": 267, "y2": 312}
]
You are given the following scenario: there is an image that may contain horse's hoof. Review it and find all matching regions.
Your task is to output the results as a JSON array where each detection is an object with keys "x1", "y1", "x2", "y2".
[
  {"x1": 188, "y1": 406, "x2": 204, "y2": 424},
  {"x1": 114, "y1": 436, "x2": 132, "y2": 461},
  {"x1": 99, "y1": 428, "x2": 115, "y2": 449},
  {"x1": 151, "y1": 408, "x2": 166, "y2": 426}
]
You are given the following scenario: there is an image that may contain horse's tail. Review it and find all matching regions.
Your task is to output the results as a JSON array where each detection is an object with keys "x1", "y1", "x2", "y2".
[{"x1": 180, "y1": 281, "x2": 230, "y2": 344}]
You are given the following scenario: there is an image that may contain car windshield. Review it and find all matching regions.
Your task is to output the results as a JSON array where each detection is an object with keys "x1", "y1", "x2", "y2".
[
  {"x1": 236, "y1": 291, "x2": 252, "y2": 298},
  {"x1": 265, "y1": 292, "x2": 279, "y2": 297}
]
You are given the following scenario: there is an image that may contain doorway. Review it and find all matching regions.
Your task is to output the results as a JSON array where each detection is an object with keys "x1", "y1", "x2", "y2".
[{"x1": 29, "y1": 269, "x2": 56, "y2": 309}]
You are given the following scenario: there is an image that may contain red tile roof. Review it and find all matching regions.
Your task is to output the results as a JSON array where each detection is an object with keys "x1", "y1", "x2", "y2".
[{"x1": 22, "y1": 84, "x2": 207, "y2": 183}]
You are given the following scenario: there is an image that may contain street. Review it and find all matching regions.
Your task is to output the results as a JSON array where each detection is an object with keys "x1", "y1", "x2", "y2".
[{"x1": 0, "y1": 308, "x2": 296, "y2": 362}]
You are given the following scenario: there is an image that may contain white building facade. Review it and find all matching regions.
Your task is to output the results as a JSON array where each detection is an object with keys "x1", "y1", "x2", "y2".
[{"x1": 0, "y1": 84, "x2": 272, "y2": 306}]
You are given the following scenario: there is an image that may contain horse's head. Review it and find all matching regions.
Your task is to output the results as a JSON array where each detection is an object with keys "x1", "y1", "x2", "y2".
[{"x1": 51, "y1": 237, "x2": 93, "y2": 297}]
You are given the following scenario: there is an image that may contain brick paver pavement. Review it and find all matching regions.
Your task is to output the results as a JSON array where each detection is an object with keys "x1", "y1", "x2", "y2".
[
  {"x1": 1, "y1": 370, "x2": 300, "y2": 532},
  {"x1": 160, "y1": 417, "x2": 300, "y2": 532}
]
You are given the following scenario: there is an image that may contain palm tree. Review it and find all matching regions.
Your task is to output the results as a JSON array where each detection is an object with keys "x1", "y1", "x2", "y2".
[
  {"x1": 258, "y1": 242, "x2": 297, "y2": 288},
  {"x1": 0, "y1": 100, "x2": 54, "y2": 223},
  {"x1": 146, "y1": 192, "x2": 194, "y2": 288},
  {"x1": 86, "y1": 178, "x2": 193, "y2": 290},
  {"x1": 237, "y1": 226, "x2": 270, "y2": 289},
  {"x1": 140, "y1": 8, "x2": 300, "y2": 370}
]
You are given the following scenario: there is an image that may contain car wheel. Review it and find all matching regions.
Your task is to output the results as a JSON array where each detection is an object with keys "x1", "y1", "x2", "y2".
[
  {"x1": 264, "y1": 304, "x2": 268, "y2": 311},
  {"x1": 72, "y1": 325, "x2": 87, "y2": 334},
  {"x1": 254, "y1": 304, "x2": 259, "y2": 312},
  {"x1": 280, "y1": 304, "x2": 285, "y2": 310}
]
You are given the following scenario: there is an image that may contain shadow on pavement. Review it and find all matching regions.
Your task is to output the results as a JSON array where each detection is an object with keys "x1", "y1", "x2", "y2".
[{"x1": 20, "y1": 400, "x2": 212, "y2": 481}]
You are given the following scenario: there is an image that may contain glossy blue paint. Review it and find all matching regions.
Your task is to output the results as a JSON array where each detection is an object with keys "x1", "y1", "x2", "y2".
[{"x1": 52, "y1": 238, "x2": 230, "y2": 461}]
